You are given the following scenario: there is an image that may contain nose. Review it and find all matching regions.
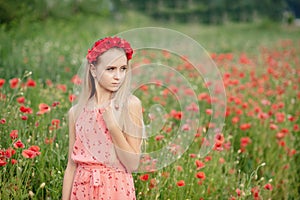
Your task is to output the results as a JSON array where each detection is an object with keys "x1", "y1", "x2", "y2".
[{"x1": 113, "y1": 70, "x2": 120, "y2": 80}]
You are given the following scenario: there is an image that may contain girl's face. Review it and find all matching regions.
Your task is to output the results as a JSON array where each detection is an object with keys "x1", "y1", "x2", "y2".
[{"x1": 91, "y1": 48, "x2": 128, "y2": 93}]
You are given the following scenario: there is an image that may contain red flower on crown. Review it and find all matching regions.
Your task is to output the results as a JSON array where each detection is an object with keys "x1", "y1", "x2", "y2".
[{"x1": 86, "y1": 37, "x2": 133, "y2": 63}]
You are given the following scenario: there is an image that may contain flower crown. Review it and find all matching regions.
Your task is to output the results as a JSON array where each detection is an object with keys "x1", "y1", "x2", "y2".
[{"x1": 86, "y1": 37, "x2": 133, "y2": 63}]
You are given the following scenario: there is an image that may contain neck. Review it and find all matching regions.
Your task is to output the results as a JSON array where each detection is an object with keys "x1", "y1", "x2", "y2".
[{"x1": 94, "y1": 84, "x2": 113, "y2": 105}]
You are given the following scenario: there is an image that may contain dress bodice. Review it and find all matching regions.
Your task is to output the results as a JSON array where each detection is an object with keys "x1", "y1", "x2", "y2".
[{"x1": 71, "y1": 105, "x2": 126, "y2": 172}]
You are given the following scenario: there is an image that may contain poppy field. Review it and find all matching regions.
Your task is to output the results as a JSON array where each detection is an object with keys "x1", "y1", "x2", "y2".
[{"x1": 0, "y1": 13, "x2": 300, "y2": 199}]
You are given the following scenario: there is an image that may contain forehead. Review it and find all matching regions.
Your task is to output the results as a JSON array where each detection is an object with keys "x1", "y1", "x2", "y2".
[{"x1": 100, "y1": 48, "x2": 127, "y2": 66}]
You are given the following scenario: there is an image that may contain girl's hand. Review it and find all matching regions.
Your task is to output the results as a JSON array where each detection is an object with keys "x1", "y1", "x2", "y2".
[{"x1": 102, "y1": 101, "x2": 120, "y2": 131}]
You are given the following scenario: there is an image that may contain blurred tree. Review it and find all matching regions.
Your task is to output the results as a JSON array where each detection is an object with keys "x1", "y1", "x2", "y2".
[
  {"x1": 286, "y1": 0, "x2": 300, "y2": 17},
  {"x1": 0, "y1": 1, "x2": 15, "y2": 24},
  {"x1": 0, "y1": 0, "x2": 111, "y2": 24},
  {"x1": 0, "y1": 0, "x2": 296, "y2": 24},
  {"x1": 126, "y1": 0, "x2": 291, "y2": 24}
]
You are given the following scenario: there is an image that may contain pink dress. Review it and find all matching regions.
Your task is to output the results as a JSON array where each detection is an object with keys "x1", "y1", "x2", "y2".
[{"x1": 70, "y1": 105, "x2": 136, "y2": 200}]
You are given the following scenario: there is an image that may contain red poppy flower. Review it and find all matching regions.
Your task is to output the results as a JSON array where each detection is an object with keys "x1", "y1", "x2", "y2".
[
  {"x1": 0, "y1": 159, "x2": 7, "y2": 166},
  {"x1": 223, "y1": 142, "x2": 231, "y2": 150},
  {"x1": 26, "y1": 78, "x2": 36, "y2": 87},
  {"x1": 176, "y1": 180, "x2": 185, "y2": 187},
  {"x1": 269, "y1": 123, "x2": 278, "y2": 130},
  {"x1": 46, "y1": 79, "x2": 53, "y2": 87},
  {"x1": 170, "y1": 110, "x2": 183, "y2": 120},
  {"x1": 21, "y1": 115, "x2": 28, "y2": 120},
  {"x1": 204, "y1": 156, "x2": 212, "y2": 162},
  {"x1": 149, "y1": 178, "x2": 157, "y2": 189},
  {"x1": 195, "y1": 160, "x2": 205, "y2": 169},
  {"x1": 294, "y1": 124, "x2": 299, "y2": 131},
  {"x1": 51, "y1": 119, "x2": 60, "y2": 129},
  {"x1": 215, "y1": 133, "x2": 224, "y2": 143},
  {"x1": 69, "y1": 94, "x2": 76, "y2": 102},
  {"x1": 11, "y1": 159, "x2": 18, "y2": 164},
  {"x1": 155, "y1": 135, "x2": 164, "y2": 141},
  {"x1": 169, "y1": 85, "x2": 178, "y2": 93},
  {"x1": 240, "y1": 137, "x2": 251, "y2": 148},
  {"x1": 219, "y1": 157, "x2": 225, "y2": 164},
  {"x1": 181, "y1": 124, "x2": 190, "y2": 131},
  {"x1": 240, "y1": 123, "x2": 251, "y2": 131},
  {"x1": 288, "y1": 149, "x2": 296, "y2": 157},
  {"x1": 5, "y1": 148, "x2": 16, "y2": 158},
  {"x1": 10, "y1": 130, "x2": 18, "y2": 140},
  {"x1": 22, "y1": 149, "x2": 38, "y2": 159},
  {"x1": 213, "y1": 141, "x2": 223, "y2": 151},
  {"x1": 9, "y1": 78, "x2": 19, "y2": 89},
  {"x1": 196, "y1": 171, "x2": 206, "y2": 180},
  {"x1": 198, "y1": 92, "x2": 209, "y2": 101},
  {"x1": 206, "y1": 109, "x2": 213, "y2": 115},
  {"x1": 0, "y1": 118, "x2": 6, "y2": 124},
  {"x1": 236, "y1": 188, "x2": 242, "y2": 196},
  {"x1": 37, "y1": 103, "x2": 51, "y2": 115},
  {"x1": 13, "y1": 140, "x2": 25, "y2": 148},
  {"x1": 71, "y1": 74, "x2": 82, "y2": 85},
  {"x1": 162, "y1": 50, "x2": 171, "y2": 58},
  {"x1": 0, "y1": 93, "x2": 6, "y2": 100},
  {"x1": 251, "y1": 187, "x2": 260, "y2": 198},
  {"x1": 232, "y1": 116, "x2": 239, "y2": 124},
  {"x1": 0, "y1": 150, "x2": 4, "y2": 158},
  {"x1": 140, "y1": 85, "x2": 148, "y2": 92},
  {"x1": 275, "y1": 112, "x2": 285, "y2": 123},
  {"x1": 239, "y1": 53, "x2": 251, "y2": 64},
  {"x1": 17, "y1": 96, "x2": 25, "y2": 104},
  {"x1": 19, "y1": 105, "x2": 32, "y2": 114},
  {"x1": 263, "y1": 183, "x2": 273, "y2": 191},
  {"x1": 44, "y1": 137, "x2": 54, "y2": 144},
  {"x1": 0, "y1": 79, "x2": 5, "y2": 88},
  {"x1": 189, "y1": 153, "x2": 196, "y2": 158},
  {"x1": 186, "y1": 102, "x2": 199, "y2": 112},
  {"x1": 139, "y1": 174, "x2": 149, "y2": 181},
  {"x1": 28, "y1": 145, "x2": 40, "y2": 153},
  {"x1": 56, "y1": 84, "x2": 67, "y2": 92},
  {"x1": 52, "y1": 101, "x2": 60, "y2": 107},
  {"x1": 288, "y1": 115, "x2": 295, "y2": 122},
  {"x1": 276, "y1": 132, "x2": 285, "y2": 140},
  {"x1": 176, "y1": 165, "x2": 183, "y2": 172}
]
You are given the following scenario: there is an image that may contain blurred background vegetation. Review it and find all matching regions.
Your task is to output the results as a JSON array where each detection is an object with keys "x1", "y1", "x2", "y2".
[
  {"x1": 0, "y1": 0, "x2": 299, "y2": 25},
  {"x1": 0, "y1": 0, "x2": 300, "y2": 81}
]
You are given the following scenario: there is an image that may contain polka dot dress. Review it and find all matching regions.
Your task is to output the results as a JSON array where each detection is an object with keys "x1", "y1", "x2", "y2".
[{"x1": 70, "y1": 105, "x2": 136, "y2": 200}]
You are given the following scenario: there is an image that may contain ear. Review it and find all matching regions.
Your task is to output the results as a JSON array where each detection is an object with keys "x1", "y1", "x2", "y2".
[{"x1": 89, "y1": 64, "x2": 97, "y2": 78}]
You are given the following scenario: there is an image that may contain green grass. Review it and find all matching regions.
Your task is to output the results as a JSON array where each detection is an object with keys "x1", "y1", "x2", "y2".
[{"x1": 0, "y1": 11, "x2": 300, "y2": 199}]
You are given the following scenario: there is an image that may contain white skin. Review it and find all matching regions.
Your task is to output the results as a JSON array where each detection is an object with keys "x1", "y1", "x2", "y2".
[
  {"x1": 62, "y1": 48, "x2": 142, "y2": 200},
  {"x1": 91, "y1": 48, "x2": 128, "y2": 103}
]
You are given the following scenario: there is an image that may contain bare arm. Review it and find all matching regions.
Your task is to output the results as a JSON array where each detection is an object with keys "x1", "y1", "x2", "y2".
[
  {"x1": 103, "y1": 96, "x2": 143, "y2": 172},
  {"x1": 62, "y1": 108, "x2": 77, "y2": 200}
]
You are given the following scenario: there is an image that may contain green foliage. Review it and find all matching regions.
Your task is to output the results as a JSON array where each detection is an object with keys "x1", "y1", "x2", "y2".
[
  {"x1": 0, "y1": 0, "x2": 111, "y2": 24},
  {"x1": 127, "y1": 0, "x2": 291, "y2": 24},
  {"x1": 1, "y1": 0, "x2": 298, "y2": 25}
]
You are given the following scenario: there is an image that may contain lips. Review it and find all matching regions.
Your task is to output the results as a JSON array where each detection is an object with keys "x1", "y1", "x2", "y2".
[{"x1": 111, "y1": 83, "x2": 120, "y2": 87}]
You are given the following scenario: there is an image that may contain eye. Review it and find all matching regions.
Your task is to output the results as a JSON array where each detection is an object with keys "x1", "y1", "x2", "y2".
[
  {"x1": 121, "y1": 66, "x2": 127, "y2": 71},
  {"x1": 106, "y1": 67, "x2": 115, "y2": 71}
]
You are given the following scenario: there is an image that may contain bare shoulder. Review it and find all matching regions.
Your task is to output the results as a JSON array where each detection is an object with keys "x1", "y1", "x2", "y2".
[{"x1": 128, "y1": 95, "x2": 142, "y2": 108}]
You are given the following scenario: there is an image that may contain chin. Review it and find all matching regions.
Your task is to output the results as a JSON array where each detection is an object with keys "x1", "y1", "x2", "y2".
[{"x1": 108, "y1": 88, "x2": 120, "y2": 92}]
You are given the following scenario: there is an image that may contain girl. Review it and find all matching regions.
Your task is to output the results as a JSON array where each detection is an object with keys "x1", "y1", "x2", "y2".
[{"x1": 62, "y1": 37, "x2": 144, "y2": 200}]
